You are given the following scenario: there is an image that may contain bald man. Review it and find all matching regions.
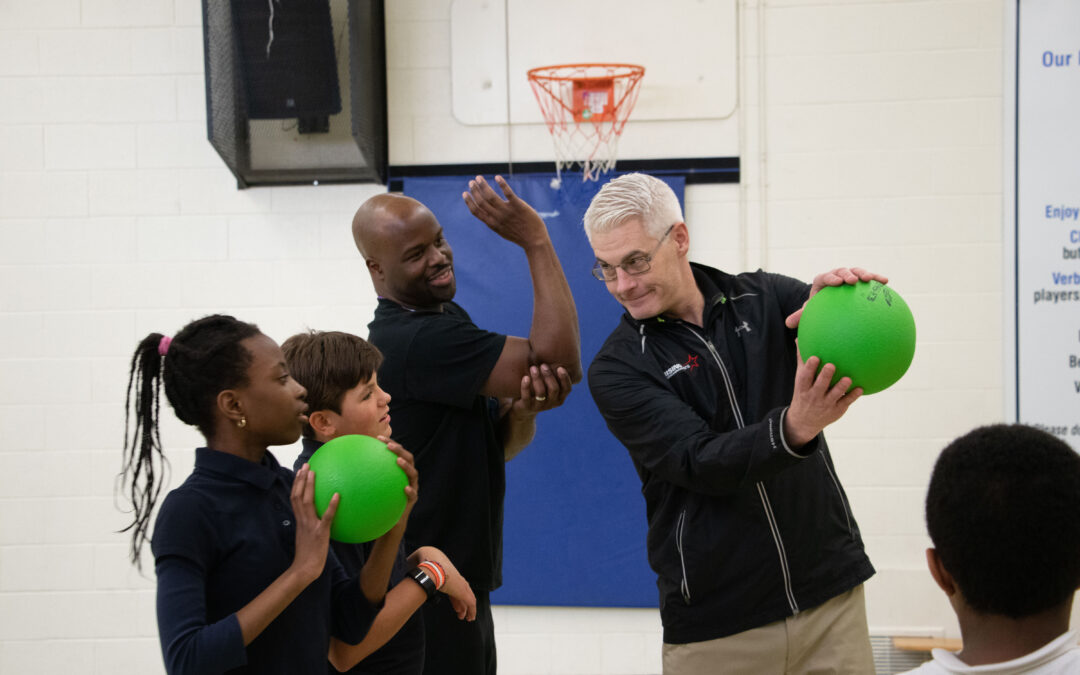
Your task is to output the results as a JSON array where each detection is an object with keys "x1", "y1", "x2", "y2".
[{"x1": 352, "y1": 176, "x2": 582, "y2": 675}]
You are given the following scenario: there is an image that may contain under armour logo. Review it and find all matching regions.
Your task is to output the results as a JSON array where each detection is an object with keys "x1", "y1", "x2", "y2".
[{"x1": 735, "y1": 321, "x2": 752, "y2": 335}]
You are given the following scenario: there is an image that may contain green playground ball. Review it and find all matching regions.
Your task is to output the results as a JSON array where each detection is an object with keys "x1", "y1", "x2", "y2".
[
  {"x1": 308, "y1": 434, "x2": 408, "y2": 543},
  {"x1": 796, "y1": 280, "x2": 916, "y2": 395}
]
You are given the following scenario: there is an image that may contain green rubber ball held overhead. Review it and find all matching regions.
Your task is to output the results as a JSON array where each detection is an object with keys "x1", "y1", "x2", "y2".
[
  {"x1": 796, "y1": 280, "x2": 916, "y2": 395},
  {"x1": 307, "y1": 434, "x2": 408, "y2": 543}
]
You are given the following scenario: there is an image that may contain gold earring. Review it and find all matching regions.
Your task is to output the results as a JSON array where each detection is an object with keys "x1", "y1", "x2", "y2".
[{"x1": 237, "y1": 416, "x2": 247, "y2": 429}]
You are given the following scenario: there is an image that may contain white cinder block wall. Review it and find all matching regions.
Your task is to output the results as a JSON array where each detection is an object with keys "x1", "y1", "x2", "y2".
[{"x1": 1, "y1": 0, "x2": 1040, "y2": 673}]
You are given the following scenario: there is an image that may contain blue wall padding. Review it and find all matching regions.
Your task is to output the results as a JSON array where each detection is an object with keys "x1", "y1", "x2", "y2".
[{"x1": 403, "y1": 173, "x2": 685, "y2": 607}]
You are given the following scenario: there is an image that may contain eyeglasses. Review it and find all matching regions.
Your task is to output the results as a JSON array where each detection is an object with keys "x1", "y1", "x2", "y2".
[{"x1": 591, "y1": 225, "x2": 675, "y2": 281}]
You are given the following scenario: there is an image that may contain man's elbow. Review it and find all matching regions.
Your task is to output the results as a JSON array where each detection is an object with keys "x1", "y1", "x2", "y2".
[{"x1": 567, "y1": 363, "x2": 584, "y2": 385}]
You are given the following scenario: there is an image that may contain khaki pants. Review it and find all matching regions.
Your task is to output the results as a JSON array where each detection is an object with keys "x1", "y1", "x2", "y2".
[{"x1": 662, "y1": 585, "x2": 874, "y2": 675}]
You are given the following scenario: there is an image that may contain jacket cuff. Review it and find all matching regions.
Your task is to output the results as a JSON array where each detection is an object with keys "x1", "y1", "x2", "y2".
[{"x1": 778, "y1": 407, "x2": 818, "y2": 458}]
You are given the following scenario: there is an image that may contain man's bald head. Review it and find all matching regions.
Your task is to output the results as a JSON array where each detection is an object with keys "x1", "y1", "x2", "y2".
[
  {"x1": 350, "y1": 193, "x2": 456, "y2": 309},
  {"x1": 351, "y1": 193, "x2": 430, "y2": 260}
]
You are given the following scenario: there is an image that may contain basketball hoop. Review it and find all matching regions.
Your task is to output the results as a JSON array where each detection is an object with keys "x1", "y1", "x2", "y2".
[{"x1": 527, "y1": 63, "x2": 645, "y2": 184}]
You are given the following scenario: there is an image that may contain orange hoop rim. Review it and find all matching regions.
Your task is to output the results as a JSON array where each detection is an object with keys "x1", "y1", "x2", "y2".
[{"x1": 527, "y1": 63, "x2": 645, "y2": 83}]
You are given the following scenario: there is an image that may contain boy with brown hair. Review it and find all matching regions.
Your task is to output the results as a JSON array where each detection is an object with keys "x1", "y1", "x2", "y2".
[{"x1": 283, "y1": 329, "x2": 475, "y2": 674}]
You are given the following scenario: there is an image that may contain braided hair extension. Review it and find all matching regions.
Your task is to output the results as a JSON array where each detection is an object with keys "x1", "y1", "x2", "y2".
[{"x1": 118, "y1": 315, "x2": 260, "y2": 568}]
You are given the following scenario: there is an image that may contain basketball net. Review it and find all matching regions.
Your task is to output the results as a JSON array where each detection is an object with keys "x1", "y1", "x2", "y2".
[{"x1": 527, "y1": 63, "x2": 644, "y2": 184}]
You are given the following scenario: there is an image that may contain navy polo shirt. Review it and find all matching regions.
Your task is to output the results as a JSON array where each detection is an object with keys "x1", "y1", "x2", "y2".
[
  {"x1": 367, "y1": 298, "x2": 507, "y2": 592},
  {"x1": 151, "y1": 447, "x2": 377, "y2": 675},
  {"x1": 295, "y1": 438, "x2": 425, "y2": 675}
]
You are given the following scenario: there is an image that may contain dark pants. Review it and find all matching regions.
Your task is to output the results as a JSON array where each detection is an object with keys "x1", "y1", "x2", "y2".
[{"x1": 420, "y1": 590, "x2": 495, "y2": 675}]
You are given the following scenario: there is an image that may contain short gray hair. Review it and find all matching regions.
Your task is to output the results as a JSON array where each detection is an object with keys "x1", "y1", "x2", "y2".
[{"x1": 583, "y1": 173, "x2": 683, "y2": 244}]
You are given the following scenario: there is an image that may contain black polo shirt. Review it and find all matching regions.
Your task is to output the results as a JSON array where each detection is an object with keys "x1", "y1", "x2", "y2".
[
  {"x1": 295, "y1": 438, "x2": 425, "y2": 675},
  {"x1": 152, "y1": 447, "x2": 377, "y2": 675},
  {"x1": 367, "y1": 298, "x2": 507, "y2": 592}
]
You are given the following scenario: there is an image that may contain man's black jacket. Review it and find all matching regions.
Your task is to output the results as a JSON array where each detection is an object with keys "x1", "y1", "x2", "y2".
[{"x1": 588, "y1": 263, "x2": 874, "y2": 644}]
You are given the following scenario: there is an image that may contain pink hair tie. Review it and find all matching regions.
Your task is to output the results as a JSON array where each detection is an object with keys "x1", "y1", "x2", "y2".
[{"x1": 158, "y1": 335, "x2": 172, "y2": 356}]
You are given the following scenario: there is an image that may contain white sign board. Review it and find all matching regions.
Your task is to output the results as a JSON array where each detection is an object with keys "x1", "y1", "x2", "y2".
[{"x1": 1011, "y1": 0, "x2": 1080, "y2": 448}]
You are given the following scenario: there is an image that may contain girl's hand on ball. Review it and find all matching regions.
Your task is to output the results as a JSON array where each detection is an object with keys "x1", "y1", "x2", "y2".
[{"x1": 290, "y1": 464, "x2": 338, "y2": 584}]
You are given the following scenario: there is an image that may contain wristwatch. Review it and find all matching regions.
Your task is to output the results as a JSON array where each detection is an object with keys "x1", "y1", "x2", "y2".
[{"x1": 407, "y1": 566, "x2": 438, "y2": 600}]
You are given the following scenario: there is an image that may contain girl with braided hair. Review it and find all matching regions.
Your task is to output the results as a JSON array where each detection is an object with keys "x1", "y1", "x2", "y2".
[{"x1": 119, "y1": 314, "x2": 416, "y2": 675}]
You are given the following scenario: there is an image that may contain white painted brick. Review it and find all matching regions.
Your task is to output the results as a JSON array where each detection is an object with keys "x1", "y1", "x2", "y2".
[
  {"x1": 863, "y1": 535, "x2": 933, "y2": 571},
  {"x1": 135, "y1": 215, "x2": 228, "y2": 261},
  {"x1": 846, "y1": 486, "x2": 925, "y2": 536},
  {"x1": 929, "y1": 146, "x2": 1001, "y2": 195},
  {"x1": 171, "y1": 261, "x2": 278, "y2": 308},
  {"x1": 617, "y1": 119, "x2": 739, "y2": 162},
  {"x1": 93, "y1": 544, "x2": 157, "y2": 590},
  {"x1": 175, "y1": 167, "x2": 275, "y2": 214},
  {"x1": 386, "y1": 0, "x2": 451, "y2": 22},
  {"x1": 0, "y1": 405, "x2": 45, "y2": 451},
  {"x1": 0, "y1": 32, "x2": 39, "y2": 75},
  {"x1": 227, "y1": 214, "x2": 321, "y2": 260},
  {"x1": 0, "y1": 0, "x2": 80, "y2": 28},
  {"x1": 0, "y1": 496, "x2": 113, "y2": 545},
  {"x1": 827, "y1": 437, "x2": 942, "y2": 489},
  {"x1": 0, "y1": 640, "x2": 96, "y2": 674},
  {"x1": 130, "y1": 27, "x2": 204, "y2": 75},
  {"x1": 319, "y1": 212, "x2": 365, "y2": 260},
  {"x1": 47, "y1": 405, "x2": 125, "y2": 454},
  {"x1": 0, "y1": 171, "x2": 88, "y2": 217},
  {"x1": 270, "y1": 183, "x2": 384, "y2": 215},
  {"x1": 0, "y1": 590, "x2": 145, "y2": 639},
  {"x1": 271, "y1": 260, "x2": 373, "y2": 307},
  {"x1": 769, "y1": 243, "x2": 1001, "y2": 296},
  {"x1": 766, "y1": 50, "x2": 1001, "y2": 105},
  {"x1": 0, "y1": 125, "x2": 44, "y2": 170},
  {"x1": 767, "y1": 195, "x2": 1001, "y2": 249},
  {"x1": 388, "y1": 21, "x2": 451, "y2": 69},
  {"x1": 767, "y1": 1, "x2": 984, "y2": 56},
  {"x1": 769, "y1": 149, "x2": 934, "y2": 200},
  {"x1": 41, "y1": 310, "x2": 135, "y2": 357},
  {"x1": 95, "y1": 638, "x2": 166, "y2": 675},
  {"x1": 866, "y1": 569, "x2": 957, "y2": 632},
  {"x1": 388, "y1": 112, "x2": 416, "y2": 164},
  {"x1": 769, "y1": 99, "x2": 997, "y2": 154},
  {"x1": 0, "y1": 219, "x2": 47, "y2": 263},
  {"x1": 0, "y1": 311, "x2": 45, "y2": 358},
  {"x1": 88, "y1": 169, "x2": 181, "y2": 216},
  {"x1": 175, "y1": 0, "x2": 203, "y2": 26},
  {"x1": 91, "y1": 263, "x2": 185, "y2": 309},
  {"x1": 42, "y1": 77, "x2": 176, "y2": 124},
  {"x1": 81, "y1": 0, "x2": 174, "y2": 28},
  {"x1": 912, "y1": 293, "x2": 1001, "y2": 343},
  {"x1": 0, "y1": 265, "x2": 93, "y2": 312},
  {"x1": 412, "y1": 116, "x2": 509, "y2": 165},
  {"x1": 685, "y1": 200, "x2": 740, "y2": 259},
  {"x1": 0, "y1": 78, "x2": 45, "y2": 124},
  {"x1": 44, "y1": 124, "x2": 137, "y2": 170},
  {"x1": 136, "y1": 122, "x2": 220, "y2": 168},
  {"x1": 175, "y1": 73, "x2": 206, "y2": 122},
  {"x1": 38, "y1": 29, "x2": 132, "y2": 75},
  {"x1": 91, "y1": 354, "x2": 132, "y2": 402},
  {"x1": 387, "y1": 67, "x2": 452, "y2": 121},
  {"x1": 90, "y1": 352, "x2": 127, "y2": 406},
  {"x1": 44, "y1": 216, "x2": 138, "y2": 263},
  {"x1": 0, "y1": 545, "x2": 95, "y2": 590},
  {"x1": 901, "y1": 340, "x2": 1002, "y2": 392}
]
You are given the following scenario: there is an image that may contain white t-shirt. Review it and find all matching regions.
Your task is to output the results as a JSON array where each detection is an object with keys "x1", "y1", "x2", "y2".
[{"x1": 900, "y1": 631, "x2": 1080, "y2": 674}]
